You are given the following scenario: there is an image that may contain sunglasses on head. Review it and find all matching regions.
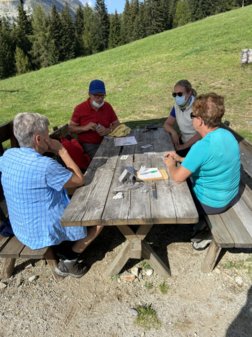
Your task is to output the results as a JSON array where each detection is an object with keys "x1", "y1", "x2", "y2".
[
  {"x1": 190, "y1": 112, "x2": 197, "y2": 119},
  {"x1": 172, "y1": 92, "x2": 184, "y2": 97}
]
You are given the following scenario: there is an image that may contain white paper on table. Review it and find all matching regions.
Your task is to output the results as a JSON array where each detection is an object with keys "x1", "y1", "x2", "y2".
[
  {"x1": 137, "y1": 167, "x2": 162, "y2": 180},
  {"x1": 114, "y1": 136, "x2": 137, "y2": 146}
]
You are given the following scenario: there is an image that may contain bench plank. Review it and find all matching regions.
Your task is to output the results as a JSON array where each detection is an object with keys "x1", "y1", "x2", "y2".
[
  {"x1": 0, "y1": 236, "x2": 11, "y2": 251},
  {"x1": 205, "y1": 214, "x2": 234, "y2": 248},
  {"x1": 232, "y1": 198, "x2": 252, "y2": 239},
  {"x1": 0, "y1": 237, "x2": 24, "y2": 258},
  {"x1": 219, "y1": 206, "x2": 252, "y2": 247},
  {"x1": 20, "y1": 245, "x2": 48, "y2": 259}
]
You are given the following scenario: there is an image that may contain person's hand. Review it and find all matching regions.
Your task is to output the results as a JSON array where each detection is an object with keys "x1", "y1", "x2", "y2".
[
  {"x1": 164, "y1": 151, "x2": 183, "y2": 164},
  {"x1": 96, "y1": 124, "x2": 109, "y2": 136},
  {"x1": 86, "y1": 122, "x2": 97, "y2": 131},
  {"x1": 45, "y1": 138, "x2": 63, "y2": 155}
]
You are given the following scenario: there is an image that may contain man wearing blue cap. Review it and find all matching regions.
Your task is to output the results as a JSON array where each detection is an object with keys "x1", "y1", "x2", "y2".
[{"x1": 69, "y1": 79, "x2": 120, "y2": 158}]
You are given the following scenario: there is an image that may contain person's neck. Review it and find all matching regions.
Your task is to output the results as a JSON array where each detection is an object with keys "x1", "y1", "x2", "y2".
[{"x1": 200, "y1": 126, "x2": 219, "y2": 137}]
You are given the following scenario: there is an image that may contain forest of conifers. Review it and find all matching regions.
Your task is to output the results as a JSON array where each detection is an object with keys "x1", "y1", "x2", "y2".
[{"x1": 0, "y1": 0, "x2": 251, "y2": 79}]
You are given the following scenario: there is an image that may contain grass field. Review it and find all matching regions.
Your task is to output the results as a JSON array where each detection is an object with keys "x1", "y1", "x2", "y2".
[{"x1": 0, "y1": 5, "x2": 252, "y2": 140}]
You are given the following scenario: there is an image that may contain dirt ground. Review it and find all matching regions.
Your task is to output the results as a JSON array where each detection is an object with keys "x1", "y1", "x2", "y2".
[{"x1": 0, "y1": 224, "x2": 252, "y2": 337}]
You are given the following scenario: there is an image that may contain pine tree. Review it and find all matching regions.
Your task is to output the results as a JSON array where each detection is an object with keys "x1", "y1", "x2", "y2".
[
  {"x1": 83, "y1": 4, "x2": 95, "y2": 55},
  {"x1": 0, "y1": 19, "x2": 16, "y2": 79},
  {"x1": 108, "y1": 11, "x2": 122, "y2": 48},
  {"x1": 14, "y1": 2, "x2": 32, "y2": 70},
  {"x1": 190, "y1": 0, "x2": 214, "y2": 21},
  {"x1": 121, "y1": 0, "x2": 131, "y2": 44},
  {"x1": 15, "y1": 46, "x2": 30, "y2": 74},
  {"x1": 49, "y1": 5, "x2": 63, "y2": 63},
  {"x1": 75, "y1": 5, "x2": 85, "y2": 57},
  {"x1": 93, "y1": 0, "x2": 110, "y2": 52},
  {"x1": 144, "y1": 0, "x2": 165, "y2": 36},
  {"x1": 132, "y1": 2, "x2": 146, "y2": 40},
  {"x1": 173, "y1": 0, "x2": 191, "y2": 27},
  {"x1": 60, "y1": 4, "x2": 76, "y2": 61},
  {"x1": 30, "y1": 6, "x2": 56, "y2": 69},
  {"x1": 161, "y1": 0, "x2": 172, "y2": 30}
]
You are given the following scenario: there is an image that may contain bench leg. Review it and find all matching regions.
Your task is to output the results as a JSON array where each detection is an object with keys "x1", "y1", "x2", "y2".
[
  {"x1": 201, "y1": 240, "x2": 222, "y2": 273},
  {"x1": 1, "y1": 258, "x2": 16, "y2": 279},
  {"x1": 44, "y1": 248, "x2": 62, "y2": 280}
]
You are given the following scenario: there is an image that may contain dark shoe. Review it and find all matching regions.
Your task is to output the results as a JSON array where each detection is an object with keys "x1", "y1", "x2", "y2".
[{"x1": 55, "y1": 259, "x2": 87, "y2": 278}]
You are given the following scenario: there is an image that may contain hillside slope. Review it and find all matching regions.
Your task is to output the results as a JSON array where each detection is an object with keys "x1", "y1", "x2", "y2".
[{"x1": 0, "y1": 5, "x2": 251, "y2": 139}]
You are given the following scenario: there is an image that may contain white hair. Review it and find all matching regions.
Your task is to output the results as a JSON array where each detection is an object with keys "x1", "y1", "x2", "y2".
[{"x1": 13, "y1": 112, "x2": 49, "y2": 147}]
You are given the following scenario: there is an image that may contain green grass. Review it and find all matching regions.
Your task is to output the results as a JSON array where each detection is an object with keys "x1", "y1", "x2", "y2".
[
  {"x1": 0, "y1": 6, "x2": 252, "y2": 140},
  {"x1": 223, "y1": 257, "x2": 252, "y2": 278},
  {"x1": 135, "y1": 304, "x2": 161, "y2": 330},
  {"x1": 159, "y1": 281, "x2": 169, "y2": 294}
]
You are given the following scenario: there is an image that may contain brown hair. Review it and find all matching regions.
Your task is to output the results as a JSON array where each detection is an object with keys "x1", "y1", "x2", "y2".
[
  {"x1": 175, "y1": 79, "x2": 197, "y2": 97},
  {"x1": 192, "y1": 93, "x2": 225, "y2": 128}
]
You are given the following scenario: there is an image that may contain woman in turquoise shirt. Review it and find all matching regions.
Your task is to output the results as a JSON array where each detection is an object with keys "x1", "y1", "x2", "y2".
[{"x1": 164, "y1": 92, "x2": 240, "y2": 215}]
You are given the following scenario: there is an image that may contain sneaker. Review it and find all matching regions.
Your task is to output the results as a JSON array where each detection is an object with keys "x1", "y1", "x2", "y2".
[
  {"x1": 54, "y1": 259, "x2": 87, "y2": 278},
  {"x1": 192, "y1": 239, "x2": 212, "y2": 251}
]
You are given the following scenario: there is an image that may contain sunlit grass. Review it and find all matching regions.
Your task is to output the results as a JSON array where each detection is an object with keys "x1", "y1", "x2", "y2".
[{"x1": 0, "y1": 6, "x2": 252, "y2": 140}]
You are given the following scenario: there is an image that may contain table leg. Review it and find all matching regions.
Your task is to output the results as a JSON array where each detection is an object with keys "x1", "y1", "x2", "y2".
[
  {"x1": 106, "y1": 240, "x2": 131, "y2": 276},
  {"x1": 142, "y1": 241, "x2": 171, "y2": 277},
  {"x1": 106, "y1": 225, "x2": 171, "y2": 278}
]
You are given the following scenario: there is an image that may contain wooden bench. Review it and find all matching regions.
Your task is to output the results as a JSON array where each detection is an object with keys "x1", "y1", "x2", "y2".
[
  {"x1": 0, "y1": 236, "x2": 57, "y2": 279},
  {"x1": 202, "y1": 125, "x2": 252, "y2": 272},
  {"x1": 0, "y1": 121, "x2": 68, "y2": 279}
]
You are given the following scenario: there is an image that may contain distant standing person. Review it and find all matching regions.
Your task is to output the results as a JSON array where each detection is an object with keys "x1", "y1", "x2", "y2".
[
  {"x1": 164, "y1": 79, "x2": 201, "y2": 156},
  {"x1": 69, "y1": 79, "x2": 120, "y2": 158}
]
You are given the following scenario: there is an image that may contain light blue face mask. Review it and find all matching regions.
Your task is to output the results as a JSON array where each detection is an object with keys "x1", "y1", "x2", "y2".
[{"x1": 175, "y1": 95, "x2": 186, "y2": 107}]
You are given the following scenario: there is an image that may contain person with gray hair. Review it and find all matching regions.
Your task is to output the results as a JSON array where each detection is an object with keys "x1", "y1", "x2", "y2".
[
  {"x1": 164, "y1": 79, "x2": 201, "y2": 157},
  {"x1": 0, "y1": 112, "x2": 103, "y2": 278}
]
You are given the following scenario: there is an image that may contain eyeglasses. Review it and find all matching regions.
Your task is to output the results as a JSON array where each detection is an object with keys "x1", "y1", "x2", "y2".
[
  {"x1": 190, "y1": 112, "x2": 197, "y2": 119},
  {"x1": 172, "y1": 92, "x2": 184, "y2": 97}
]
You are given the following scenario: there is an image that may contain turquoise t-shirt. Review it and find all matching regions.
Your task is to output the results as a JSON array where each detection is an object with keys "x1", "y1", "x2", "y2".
[{"x1": 182, "y1": 128, "x2": 240, "y2": 208}]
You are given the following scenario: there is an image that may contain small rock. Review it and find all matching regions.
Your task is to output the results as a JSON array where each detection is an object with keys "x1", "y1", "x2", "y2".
[
  {"x1": 235, "y1": 276, "x2": 243, "y2": 286},
  {"x1": 120, "y1": 274, "x2": 136, "y2": 282},
  {"x1": 0, "y1": 281, "x2": 7, "y2": 289},
  {"x1": 130, "y1": 267, "x2": 139, "y2": 277},
  {"x1": 25, "y1": 263, "x2": 33, "y2": 269},
  {"x1": 129, "y1": 308, "x2": 138, "y2": 316},
  {"x1": 145, "y1": 268, "x2": 153, "y2": 276},
  {"x1": 28, "y1": 275, "x2": 38, "y2": 283}
]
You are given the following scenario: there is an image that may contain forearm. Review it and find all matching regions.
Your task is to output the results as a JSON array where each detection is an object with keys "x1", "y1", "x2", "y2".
[
  {"x1": 58, "y1": 147, "x2": 84, "y2": 186},
  {"x1": 69, "y1": 124, "x2": 89, "y2": 134},
  {"x1": 180, "y1": 133, "x2": 201, "y2": 149},
  {"x1": 164, "y1": 123, "x2": 176, "y2": 136},
  {"x1": 164, "y1": 157, "x2": 190, "y2": 182}
]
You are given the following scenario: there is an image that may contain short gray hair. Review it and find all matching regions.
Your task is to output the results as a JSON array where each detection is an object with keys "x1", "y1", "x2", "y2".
[{"x1": 13, "y1": 112, "x2": 49, "y2": 147}]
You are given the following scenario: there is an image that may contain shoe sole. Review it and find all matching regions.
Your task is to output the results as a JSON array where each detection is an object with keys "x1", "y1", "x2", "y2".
[{"x1": 54, "y1": 266, "x2": 87, "y2": 278}]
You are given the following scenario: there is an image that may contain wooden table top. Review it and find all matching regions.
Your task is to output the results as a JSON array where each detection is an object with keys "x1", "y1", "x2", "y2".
[{"x1": 61, "y1": 128, "x2": 199, "y2": 227}]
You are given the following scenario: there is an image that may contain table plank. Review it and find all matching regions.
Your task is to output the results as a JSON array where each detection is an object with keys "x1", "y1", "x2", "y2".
[{"x1": 62, "y1": 128, "x2": 198, "y2": 226}]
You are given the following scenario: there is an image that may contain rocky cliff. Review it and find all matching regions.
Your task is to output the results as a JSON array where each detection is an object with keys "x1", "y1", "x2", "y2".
[{"x1": 0, "y1": 0, "x2": 83, "y2": 19}]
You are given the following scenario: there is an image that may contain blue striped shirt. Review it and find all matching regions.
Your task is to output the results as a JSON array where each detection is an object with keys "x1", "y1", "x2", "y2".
[{"x1": 0, "y1": 148, "x2": 87, "y2": 249}]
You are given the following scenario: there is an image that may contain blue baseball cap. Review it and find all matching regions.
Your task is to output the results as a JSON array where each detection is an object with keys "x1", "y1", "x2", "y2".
[{"x1": 89, "y1": 79, "x2": 106, "y2": 95}]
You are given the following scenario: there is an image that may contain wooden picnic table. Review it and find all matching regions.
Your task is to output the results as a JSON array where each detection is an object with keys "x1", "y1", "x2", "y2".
[{"x1": 61, "y1": 127, "x2": 199, "y2": 277}]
